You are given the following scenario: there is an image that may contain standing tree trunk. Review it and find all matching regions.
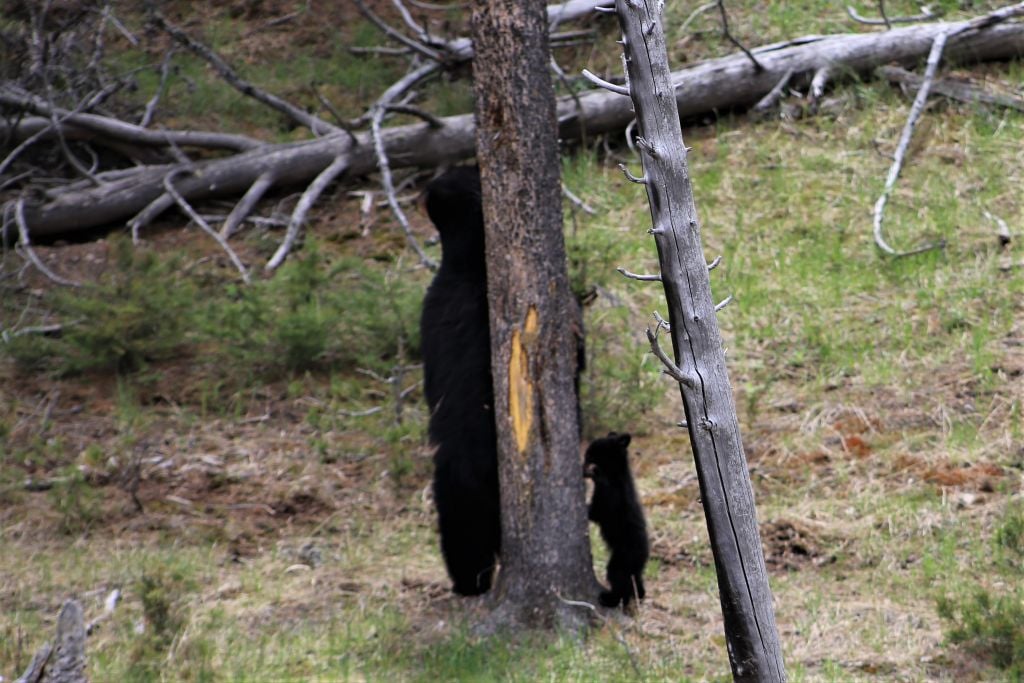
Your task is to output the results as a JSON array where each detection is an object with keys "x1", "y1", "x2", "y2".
[
  {"x1": 605, "y1": 0, "x2": 786, "y2": 679},
  {"x1": 471, "y1": 0, "x2": 598, "y2": 629}
]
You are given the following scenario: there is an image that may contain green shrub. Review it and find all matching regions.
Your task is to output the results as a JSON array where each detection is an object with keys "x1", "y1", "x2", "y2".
[
  {"x1": 996, "y1": 503, "x2": 1024, "y2": 563},
  {"x1": 128, "y1": 562, "x2": 200, "y2": 681},
  {"x1": 4, "y1": 237, "x2": 195, "y2": 375},
  {"x1": 201, "y1": 246, "x2": 423, "y2": 381},
  {"x1": 937, "y1": 588, "x2": 1024, "y2": 676},
  {"x1": 49, "y1": 464, "x2": 100, "y2": 535}
]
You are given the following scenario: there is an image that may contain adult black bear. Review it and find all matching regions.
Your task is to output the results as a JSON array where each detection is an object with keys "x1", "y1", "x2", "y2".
[
  {"x1": 420, "y1": 166, "x2": 500, "y2": 596},
  {"x1": 584, "y1": 432, "x2": 649, "y2": 609}
]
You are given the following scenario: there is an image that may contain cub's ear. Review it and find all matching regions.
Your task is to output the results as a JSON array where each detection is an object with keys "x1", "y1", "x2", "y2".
[{"x1": 615, "y1": 432, "x2": 632, "y2": 448}]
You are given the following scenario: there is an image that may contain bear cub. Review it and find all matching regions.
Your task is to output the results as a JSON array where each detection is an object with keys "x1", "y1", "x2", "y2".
[
  {"x1": 420, "y1": 166, "x2": 500, "y2": 596},
  {"x1": 584, "y1": 432, "x2": 649, "y2": 609}
]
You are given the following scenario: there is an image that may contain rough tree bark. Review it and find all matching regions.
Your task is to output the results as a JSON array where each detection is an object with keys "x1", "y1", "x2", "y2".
[
  {"x1": 16, "y1": 600, "x2": 87, "y2": 683},
  {"x1": 606, "y1": 0, "x2": 785, "y2": 679},
  {"x1": 471, "y1": 0, "x2": 598, "y2": 629},
  {"x1": 10, "y1": 18, "x2": 1024, "y2": 239}
]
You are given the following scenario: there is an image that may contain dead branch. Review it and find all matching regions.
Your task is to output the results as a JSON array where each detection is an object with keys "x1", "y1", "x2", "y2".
[
  {"x1": 878, "y1": 65, "x2": 1024, "y2": 112},
  {"x1": 984, "y1": 209, "x2": 1012, "y2": 247},
  {"x1": 84, "y1": 589, "x2": 121, "y2": 636},
  {"x1": 9, "y1": 199, "x2": 81, "y2": 287},
  {"x1": 562, "y1": 183, "x2": 596, "y2": 214},
  {"x1": 369, "y1": 105, "x2": 438, "y2": 270},
  {"x1": 872, "y1": 31, "x2": 949, "y2": 257},
  {"x1": 753, "y1": 68, "x2": 795, "y2": 112},
  {"x1": 11, "y1": 14, "x2": 1024, "y2": 242},
  {"x1": 139, "y1": 48, "x2": 176, "y2": 128},
  {"x1": 221, "y1": 170, "x2": 277, "y2": 238},
  {"x1": 265, "y1": 154, "x2": 350, "y2": 271},
  {"x1": 162, "y1": 171, "x2": 252, "y2": 283},
  {"x1": 717, "y1": 0, "x2": 763, "y2": 71},
  {"x1": 0, "y1": 87, "x2": 260, "y2": 151},
  {"x1": 151, "y1": 12, "x2": 340, "y2": 136},
  {"x1": 846, "y1": 4, "x2": 939, "y2": 25},
  {"x1": 680, "y1": 2, "x2": 718, "y2": 34}
]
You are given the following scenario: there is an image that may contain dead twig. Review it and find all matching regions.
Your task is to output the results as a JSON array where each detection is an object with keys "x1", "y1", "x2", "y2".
[
  {"x1": 163, "y1": 170, "x2": 252, "y2": 283},
  {"x1": 369, "y1": 105, "x2": 438, "y2": 270},
  {"x1": 872, "y1": 31, "x2": 948, "y2": 257},
  {"x1": 877, "y1": 65, "x2": 1024, "y2": 112},
  {"x1": 645, "y1": 323, "x2": 695, "y2": 389},
  {"x1": 717, "y1": 0, "x2": 763, "y2": 71},
  {"x1": 266, "y1": 155, "x2": 350, "y2": 271},
  {"x1": 846, "y1": 3, "x2": 938, "y2": 26},
  {"x1": 753, "y1": 68, "x2": 795, "y2": 112},
  {"x1": 85, "y1": 589, "x2": 121, "y2": 635},
  {"x1": 9, "y1": 199, "x2": 81, "y2": 287},
  {"x1": 680, "y1": 1, "x2": 718, "y2": 34},
  {"x1": 139, "y1": 48, "x2": 176, "y2": 128},
  {"x1": 152, "y1": 12, "x2": 339, "y2": 136},
  {"x1": 221, "y1": 170, "x2": 277, "y2": 239},
  {"x1": 984, "y1": 209, "x2": 1012, "y2": 248},
  {"x1": 556, "y1": 595, "x2": 642, "y2": 679},
  {"x1": 352, "y1": 0, "x2": 444, "y2": 62},
  {"x1": 562, "y1": 183, "x2": 596, "y2": 215}
]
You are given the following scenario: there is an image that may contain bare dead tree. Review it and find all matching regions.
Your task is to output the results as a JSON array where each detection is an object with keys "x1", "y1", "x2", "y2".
[{"x1": 595, "y1": 0, "x2": 784, "y2": 677}]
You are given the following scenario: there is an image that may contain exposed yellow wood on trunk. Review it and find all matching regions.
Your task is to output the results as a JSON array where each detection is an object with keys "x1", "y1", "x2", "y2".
[{"x1": 509, "y1": 307, "x2": 539, "y2": 453}]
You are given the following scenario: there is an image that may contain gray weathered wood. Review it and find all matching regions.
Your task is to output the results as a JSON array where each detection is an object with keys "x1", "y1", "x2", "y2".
[
  {"x1": 13, "y1": 19, "x2": 1024, "y2": 239},
  {"x1": 609, "y1": 0, "x2": 785, "y2": 679},
  {"x1": 16, "y1": 600, "x2": 87, "y2": 683}
]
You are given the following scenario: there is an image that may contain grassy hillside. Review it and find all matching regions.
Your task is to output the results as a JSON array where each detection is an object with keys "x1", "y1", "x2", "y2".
[{"x1": 1, "y1": 1, "x2": 1022, "y2": 680}]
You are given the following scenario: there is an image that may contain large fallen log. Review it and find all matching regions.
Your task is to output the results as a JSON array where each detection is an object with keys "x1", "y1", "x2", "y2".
[{"x1": 14, "y1": 18, "x2": 1024, "y2": 239}]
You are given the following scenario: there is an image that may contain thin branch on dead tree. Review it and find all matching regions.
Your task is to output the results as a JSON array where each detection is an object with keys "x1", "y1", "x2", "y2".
[
  {"x1": 846, "y1": 3, "x2": 939, "y2": 26},
  {"x1": 220, "y1": 171, "x2": 277, "y2": 239},
  {"x1": 9, "y1": 200, "x2": 81, "y2": 287},
  {"x1": 265, "y1": 154, "x2": 350, "y2": 271}
]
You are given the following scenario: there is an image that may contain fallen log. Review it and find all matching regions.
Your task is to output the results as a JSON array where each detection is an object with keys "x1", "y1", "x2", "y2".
[
  {"x1": 13, "y1": 17, "x2": 1024, "y2": 239},
  {"x1": 878, "y1": 64, "x2": 1024, "y2": 111}
]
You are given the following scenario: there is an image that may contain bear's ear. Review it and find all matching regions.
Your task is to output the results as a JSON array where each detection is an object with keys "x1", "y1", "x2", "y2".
[{"x1": 615, "y1": 432, "x2": 632, "y2": 448}]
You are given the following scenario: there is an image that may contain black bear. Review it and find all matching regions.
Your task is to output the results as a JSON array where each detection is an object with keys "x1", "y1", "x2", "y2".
[
  {"x1": 420, "y1": 166, "x2": 500, "y2": 596},
  {"x1": 584, "y1": 432, "x2": 649, "y2": 609}
]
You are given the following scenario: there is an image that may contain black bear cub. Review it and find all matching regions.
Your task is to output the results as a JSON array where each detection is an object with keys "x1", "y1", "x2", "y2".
[
  {"x1": 584, "y1": 432, "x2": 649, "y2": 609},
  {"x1": 420, "y1": 166, "x2": 500, "y2": 596}
]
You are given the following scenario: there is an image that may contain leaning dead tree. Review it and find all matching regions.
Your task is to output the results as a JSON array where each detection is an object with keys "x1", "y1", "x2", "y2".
[{"x1": 597, "y1": 0, "x2": 785, "y2": 679}]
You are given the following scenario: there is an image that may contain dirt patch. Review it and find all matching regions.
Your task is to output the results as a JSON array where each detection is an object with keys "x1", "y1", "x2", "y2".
[{"x1": 761, "y1": 518, "x2": 836, "y2": 571}]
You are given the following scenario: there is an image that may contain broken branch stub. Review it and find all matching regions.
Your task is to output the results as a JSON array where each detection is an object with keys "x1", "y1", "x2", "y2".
[{"x1": 608, "y1": 0, "x2": 785, "y2": 679}]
